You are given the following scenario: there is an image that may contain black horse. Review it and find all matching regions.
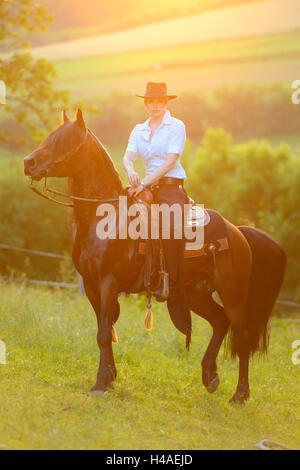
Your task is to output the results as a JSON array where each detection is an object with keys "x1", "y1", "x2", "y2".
[{"x1": 24, "y1": 110, "x2": 286, "y2": 404}]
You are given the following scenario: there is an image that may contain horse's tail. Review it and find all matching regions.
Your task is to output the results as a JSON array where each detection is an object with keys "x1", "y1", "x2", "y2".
[{"x1": 238, "y1": 226, "x2": 286, "y2": 356}]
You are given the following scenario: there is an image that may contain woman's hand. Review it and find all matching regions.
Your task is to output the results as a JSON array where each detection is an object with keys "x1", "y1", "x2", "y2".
[
  {"x1": 127, "y1": 171, "x2": 140, "y2": 187},
  {"x1": 128, "y1": 183, "x2": 144, "y2": 198}
]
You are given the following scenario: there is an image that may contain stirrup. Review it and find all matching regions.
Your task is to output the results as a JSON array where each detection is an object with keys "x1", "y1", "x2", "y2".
[{"x1": 153, "y1": 272, "x2": 169, "y2": 302}]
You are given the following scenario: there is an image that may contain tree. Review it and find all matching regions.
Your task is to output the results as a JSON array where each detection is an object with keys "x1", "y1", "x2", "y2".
[
  {"x1": 0, "y1": 0, "x2": 51, "y2": 46},
  {"x1": 0, "y1": 0, "x2": 79, "y2": 146},
  {"x1": 186, "y1": 127, "x2": 300, "y2": 296}
]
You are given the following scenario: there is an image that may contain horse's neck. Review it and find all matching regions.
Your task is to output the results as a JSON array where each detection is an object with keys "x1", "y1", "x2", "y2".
[{"x1": 71, "y1": 132, "x2": 123, "y2": 236}]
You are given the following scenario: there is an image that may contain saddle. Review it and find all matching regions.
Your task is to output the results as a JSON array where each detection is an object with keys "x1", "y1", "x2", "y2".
[
  {"x1": 133, "y1": 188, "x2": 230, "y2": 297},
  {"x1": 136, "y1": 190, "x2": 229, "y2": 256},
  {"x1": 127, "y1": 187, "x2": 231, "y2": 331}
]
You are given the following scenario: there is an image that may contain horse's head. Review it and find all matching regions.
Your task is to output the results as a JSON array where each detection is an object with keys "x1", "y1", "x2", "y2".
[{"x1": 24, "y1": 109, "x2": 87, "y2": 180}]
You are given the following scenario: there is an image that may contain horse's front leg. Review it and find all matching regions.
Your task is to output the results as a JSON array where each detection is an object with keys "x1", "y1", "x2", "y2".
[{"x1": 87, "y1": 275, "x2": 118, "y2": 394}]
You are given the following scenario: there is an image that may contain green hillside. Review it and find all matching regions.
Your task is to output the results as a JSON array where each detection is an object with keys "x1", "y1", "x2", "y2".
[
  {"x1": 54, "y1": 30, "x2": 300, "y2": 98},
  {"x1": 32, "y1": 0, "x2": 267, "y2": 45}
]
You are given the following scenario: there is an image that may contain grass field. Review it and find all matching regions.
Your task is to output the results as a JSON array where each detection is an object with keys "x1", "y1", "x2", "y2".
[
  {"x1": 54, "y1": 30, "x2": 300, "y2": 99},
  {"x1": 29, "y1": 0, "x2": 267, "y2": 47},
  {"x1": 0, "y1": 281, "x2": 299, "y2": 450}
]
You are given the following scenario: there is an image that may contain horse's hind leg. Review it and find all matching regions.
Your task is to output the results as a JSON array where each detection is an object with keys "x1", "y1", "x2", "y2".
[
  {"x1": 231, "y1": 348, "x2": 250, "y2": 405},
  {"x1": 188, "y1": 289, "x2": 229, "y2": 393},
  {"x1": 223, "y1": 304, "x2": 250, "y2": 405}
]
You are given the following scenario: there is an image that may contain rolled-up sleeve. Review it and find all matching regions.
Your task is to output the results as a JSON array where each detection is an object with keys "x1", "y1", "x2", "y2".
[
  {"x1": 167, "y1": 121, "x2": 186, "y2": 155},
  {"x1": 126, "y1": 126, "x2": 138, "y2": 154}
]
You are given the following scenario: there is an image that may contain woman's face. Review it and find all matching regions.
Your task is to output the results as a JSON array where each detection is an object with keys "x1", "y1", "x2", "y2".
[{"x1": 144, "y1": 97, "x2": 168, "y2": 119}]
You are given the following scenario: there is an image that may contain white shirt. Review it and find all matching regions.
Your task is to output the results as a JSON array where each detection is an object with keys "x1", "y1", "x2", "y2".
[{"x1": 126, "y1": 109, "x2": 187, "y2": 179}]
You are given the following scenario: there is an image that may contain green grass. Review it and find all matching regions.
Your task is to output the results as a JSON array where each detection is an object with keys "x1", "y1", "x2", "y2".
[
  {"x1": 55, "y1": 30, "x2": 300, "y2": 99},
  {"x1": 0, "y1": 280, "x2": 299, "y2": 450}
]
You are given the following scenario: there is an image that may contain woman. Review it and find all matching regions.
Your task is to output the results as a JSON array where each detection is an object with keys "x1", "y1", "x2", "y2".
[{"x1": 123, "y1": 81, "x2": 191, "y2": 343}]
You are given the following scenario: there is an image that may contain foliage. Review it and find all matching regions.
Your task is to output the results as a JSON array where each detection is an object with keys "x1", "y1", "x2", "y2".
[
  {"x1": 0, "y1": 156, "x2": 73, "y2": 281},
  {"x1": 0, "y1": 0, "x2": 52, "y2": 47},
  {"x1": 0, "y1": 0, "x2": 95, "y2": 146},
  {"x1": 85, "y1": 85, "x2": 300, "y2": 148},
  {"x1": 186, "y1": 128, "x2": 300, "y2": 295},
  {"x1": 0, "y1": 52, "x2": 70, "y2": 144},
  {"x1": 0, "y1": 281, "x2": 299, "y2": 450},
  {"x1": 3, "y1": 83, "x2": 299, "y2": 152}
]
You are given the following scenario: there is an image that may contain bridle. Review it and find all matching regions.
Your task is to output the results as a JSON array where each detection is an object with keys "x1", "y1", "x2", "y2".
[{"x1": 28, "y1": 128, "x2": 121, "y2": 207}]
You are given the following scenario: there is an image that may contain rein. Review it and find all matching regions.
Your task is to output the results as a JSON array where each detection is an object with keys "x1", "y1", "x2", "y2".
[
  {"x1": 29, "y1": 179, "x2": 74, "y2": 207},
  {"x1": 29, "y1": 177, "x2": 121, "y2": 207}
]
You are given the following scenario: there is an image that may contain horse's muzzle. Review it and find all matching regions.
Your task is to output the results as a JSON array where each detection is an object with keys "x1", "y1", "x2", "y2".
[
  {"x1": 24, "y1": 156, "x2": 47, "y2": 180},
  {"x1": 24, "y1": 155, "x2": 37, "y2": 174}
]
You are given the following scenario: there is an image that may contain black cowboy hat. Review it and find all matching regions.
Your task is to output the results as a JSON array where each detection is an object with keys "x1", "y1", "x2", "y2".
[{"x1": 136, "y1": 82, "x2": 177, "y2": 100}]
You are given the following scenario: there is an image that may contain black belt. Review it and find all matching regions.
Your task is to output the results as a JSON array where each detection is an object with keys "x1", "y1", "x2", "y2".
[{"x1": 155, "y1": 177, "x2": 184, "y2": 187}]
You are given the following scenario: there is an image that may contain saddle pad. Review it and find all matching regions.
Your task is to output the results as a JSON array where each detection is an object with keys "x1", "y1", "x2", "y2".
[
  {"x1": 138, "y1": 209, "x2": 231, "y2": 259},
  {"x1": 184, "y1": 236, "x2": 229, "y2": 258},
  {"x1": 186, "y1": 205, "x2": 210, "y2": 228},
  {"x1": 185, "y1": 208, "x2": 231, "y2": 256}
]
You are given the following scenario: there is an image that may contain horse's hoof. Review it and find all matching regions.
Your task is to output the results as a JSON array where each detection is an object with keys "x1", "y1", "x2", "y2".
[
  {"x1": 90, "y1": 383, "x2": 107, "y2": 395},
  {"x1": 206, "y1": 374, "x2": 220, "y2": 394},
  {"x1": 229, "y1": 390, "x2": 250, "y2": 405},
  {"x1": 90, "y1": 389, "x2": 108, "y2": 396}
]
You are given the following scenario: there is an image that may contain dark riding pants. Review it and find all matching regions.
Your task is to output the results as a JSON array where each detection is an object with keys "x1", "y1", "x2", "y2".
[{"x1": 153, "y1": 184, "x2": 191, "y2": 342}]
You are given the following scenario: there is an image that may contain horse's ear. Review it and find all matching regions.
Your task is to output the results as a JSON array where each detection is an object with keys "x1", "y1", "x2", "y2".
[
  {"x1": 62, "y1": 109, "x2": 69, "y2": 123},
  {"x1": 75, "y1": 108, "x2": 86, "y2": 130}
]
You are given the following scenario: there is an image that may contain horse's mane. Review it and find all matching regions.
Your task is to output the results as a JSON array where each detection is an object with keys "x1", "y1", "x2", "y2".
[
  {"x1": 68, "y1": 128, "x2": 124, "y2": 199},
  {"x1": 88, "y1": 129, "x2": 123, "y2": 192}
]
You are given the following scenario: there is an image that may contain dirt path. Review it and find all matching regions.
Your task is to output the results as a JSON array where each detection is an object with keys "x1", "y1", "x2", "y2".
[{"x1": 9, "y1": 0, "x2": 298, "y2": 62}]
